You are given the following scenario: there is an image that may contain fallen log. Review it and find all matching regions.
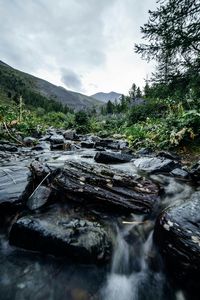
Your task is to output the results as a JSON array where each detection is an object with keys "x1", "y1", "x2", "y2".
[{"x1": 50, "y1": 161, "x2": 159, "y2": 214}]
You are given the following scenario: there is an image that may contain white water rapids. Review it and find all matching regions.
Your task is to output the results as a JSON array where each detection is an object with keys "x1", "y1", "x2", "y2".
[{"x1": 101, "y1": 173, "x2": 192, "y2": 300}]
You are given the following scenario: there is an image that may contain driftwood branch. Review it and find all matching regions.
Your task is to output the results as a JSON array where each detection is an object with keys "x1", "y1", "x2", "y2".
[{"x1": 3, "y1": 122, "x2": 24, "y2": 146}]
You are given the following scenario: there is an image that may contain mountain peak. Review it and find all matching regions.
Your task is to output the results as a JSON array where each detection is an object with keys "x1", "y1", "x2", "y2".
[{"x1": 91, "y1": 91, "x2": 122, "y2": 103}]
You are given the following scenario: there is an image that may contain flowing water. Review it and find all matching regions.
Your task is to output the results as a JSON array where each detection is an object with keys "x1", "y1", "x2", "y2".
[
  {"x1": 101, "y1": 172, "x2": 194, "y2": 300},
  {"x1": 0, "y1": 149, "x2": 196, "y2": 300}
]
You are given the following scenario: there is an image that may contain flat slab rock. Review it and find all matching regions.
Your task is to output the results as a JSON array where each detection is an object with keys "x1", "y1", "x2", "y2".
[
  {"x1": 0, "y1": 165, "x2": 31, "y2": 212},
  {"x1": 133, "y1": 157, "x2": 178, "y2": 174},
  {"x1": 50, "y1": 161, "x2": 159, "y2": 214},
  {"x1": 94, "y1": 151, "x2": 134, "y2": 164},
  {"x1": 9, "y1": 211, "x2": 112, "y2": 263},
  {"x1": 154, "y1": 192, "x2": 200, "y2": 279}
]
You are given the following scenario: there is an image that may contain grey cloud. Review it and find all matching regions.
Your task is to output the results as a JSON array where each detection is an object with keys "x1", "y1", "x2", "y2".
[
  {"x1": 61, "y1": 69, "x2": 83, "y2": 91},
  {"x1": 0, "y1": 0, "x2": 115, "y2": 73},
  {"x1": 0, "y1": 0, "x2": 156, "y2": 93}
]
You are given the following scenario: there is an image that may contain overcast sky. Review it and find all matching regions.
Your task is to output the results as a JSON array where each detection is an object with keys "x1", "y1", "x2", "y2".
[{"x1": 0, "y1": 0, "x2": 157, "y2": 95}]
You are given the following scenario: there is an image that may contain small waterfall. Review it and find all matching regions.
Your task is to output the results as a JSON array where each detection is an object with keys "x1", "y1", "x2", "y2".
[
  {"x1": 111, "y1": 227, "x2": 130, "y2": 275},
  {"x1": 102, "y1": 219, "x2": 174, "y2": 300}
]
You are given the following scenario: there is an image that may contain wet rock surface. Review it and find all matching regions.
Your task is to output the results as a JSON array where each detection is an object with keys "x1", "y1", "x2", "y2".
[
  {"x1": 9, "y1": 209, "x2": 112, "y2": 263},
  {"x1": 0, "y1": 142, "x2": 18, "y2": 152},
  {"x1": 26, "y1": 186, "x2": 52, "y2": 211},
  {"x1": 94, "y1": 151, "x2": 134, "y2": 164},
  {"x1": 154, "y1": 192, "x2": 200, "y2": 281},
  {"x1": 0, "y1": 165, "x2": 31, "y2": 213},
  {"x1": 134, "y1": 157, "x2": 178, "y2": 174},
  {"x1": 170, "y1": 167, "x2": 190, "y2": 179}
]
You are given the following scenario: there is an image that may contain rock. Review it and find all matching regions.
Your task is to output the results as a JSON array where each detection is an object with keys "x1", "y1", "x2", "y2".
[
  {"x1": 190, "y1": 161, "x2": 200, "y2": 182},
  {"x1": 95, "y1": 139, "x2": 116, "y2": 149},
  {"x1": 133, "y1": 157, "x2": 178, "y2": 174},
  {"x1": 118, "y1": 140, "x2": 129, "y2": 150},
  {"x1": 9, "y1": 210, "x2": 112, "y2": 263},
  {"x1": 23, "y1": 137, "x2": 37, "y2": 146},
  {"x1": 0, "y1": 143, "x2": 18, "y2": 152},
  {"x1": 39, "y1": 135, "x2": 51, "y2": 142},
  {"x1": 50, "y1": 135, "x2": 64, "y2": 145},
  {"x1": 0, "y1": 165, "x2": 31, "y2": 213},
  {"x1": 89, "y1": 135, "x2": 101, "y2": 143},
  {"x1": 154, "y1": 192, "x2": 200, "y2": 281},
  {"x1": 95, "y1": 140, "x2": 111, "y2": 149},
  {"x1": 32, "y1": 141, "x2": 50, "y2": 151},
  {"x1": 27, "y1": 186, "x2": 52, "y2": 210},
  {"x1": 95, "y1": 146, "x2": 105, "y2": 152},
  {"x1": 156, "y1": 151, "x2": 180, "y2": 161},
  {"x1": 136, "y1": 148, "x2": 153, "y2": 156},
  {"x1": 171, "y1": 168, "x2": 189, "y2": 179},
  {"x1": 95, "y1": 139, "x2": 128, "y2": 151},
  {"x1": 94, "y1": 151, "x2": 134, "y2": 164},
  {"x1": 105, "y1": 141, "x2": 120, "y2": 150},
  {"x1": 81, "y1": 141, "x2": 94, "y2": 149},
  {"x1": 30, "y1": 161, "x2": 51, "y2": 182},
  {"x1": 51, "y1": 161, "x2": 159, "y2": 214},
  {"x1": 63, "y1": 130, "x2": 77, "y2": 140},
  {"x1": 51, "y1": 144, "x2": 65, "y2": 150},
  {"x1": 70, "y1": 144, "x2": 81, "y2": 151}
]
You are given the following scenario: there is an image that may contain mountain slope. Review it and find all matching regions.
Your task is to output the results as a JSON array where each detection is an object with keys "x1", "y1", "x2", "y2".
[
  {"x1": 0, "y1": 60, "x2": 100, "y2": 111},
  {"x1": 92, "y1": 91, "x2": 122, "y2": 103}
]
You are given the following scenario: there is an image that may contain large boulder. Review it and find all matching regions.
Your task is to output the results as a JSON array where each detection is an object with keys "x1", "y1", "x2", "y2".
[
  {"x1": 94, "y1": 151, "x2": 134, "y2": 164},
  {"x1": 154, "y1": 192, "x2": 200, "y2": 281},
  {"x1": 0, "y1": 165, "x2": 31, "y2": 213},
  {"x1": 9, "y1": 210, "x2": 112, "y2": 263},
  {"x1": 133, "y1": 157, "x2": 178, "y2": 174}
]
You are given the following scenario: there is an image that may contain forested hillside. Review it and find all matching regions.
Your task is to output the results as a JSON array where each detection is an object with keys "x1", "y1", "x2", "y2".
[{"x1": 0, "y1": 61, "x2": 100, "y2": 112}]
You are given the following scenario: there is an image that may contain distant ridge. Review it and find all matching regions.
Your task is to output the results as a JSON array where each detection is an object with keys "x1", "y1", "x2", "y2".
[
  {"x1": 0, "y1": 60, "x2": 101, "y2": 110},
  {"x1": 92, "y1": 91, "x2": 122, "y2": 103}
]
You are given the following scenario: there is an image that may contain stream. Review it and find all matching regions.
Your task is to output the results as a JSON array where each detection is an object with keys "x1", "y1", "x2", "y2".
[{"x1": 0, "y1": 144, "x2": 199, "y2": 300}]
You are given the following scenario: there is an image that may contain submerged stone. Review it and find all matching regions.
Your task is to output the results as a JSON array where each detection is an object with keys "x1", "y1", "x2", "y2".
[{"x1": 9, "y1": 211, "x2": 112, "y2": 263}]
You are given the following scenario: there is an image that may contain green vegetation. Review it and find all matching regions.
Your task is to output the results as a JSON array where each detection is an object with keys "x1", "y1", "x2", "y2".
[{"x1": 1, "y1": 0, "x2": 200, "y2": 154}]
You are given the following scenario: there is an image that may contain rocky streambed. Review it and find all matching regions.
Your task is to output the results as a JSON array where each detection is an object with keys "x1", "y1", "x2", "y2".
[{"x1": 0, "y1": 129, "x2": 200, "y2": 300}]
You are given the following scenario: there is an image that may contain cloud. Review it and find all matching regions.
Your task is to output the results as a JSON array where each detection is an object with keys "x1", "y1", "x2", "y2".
[
  {"x1": 0, "y1": 0, "x2": 157, "y2": 94},
  {"x1": 61, "y1": 69, "x2": 83, "y2": 91},
  {"x1": 0, "y1": 0, "x2": 113, "y2": 71}
]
